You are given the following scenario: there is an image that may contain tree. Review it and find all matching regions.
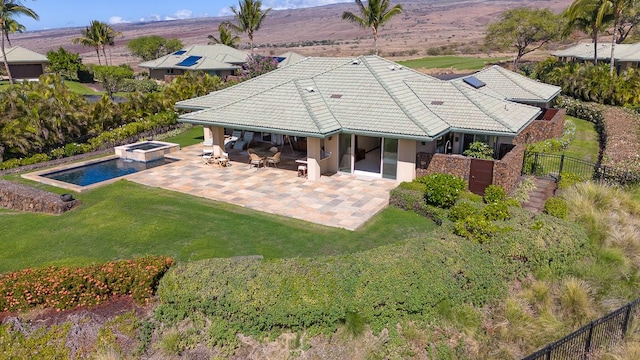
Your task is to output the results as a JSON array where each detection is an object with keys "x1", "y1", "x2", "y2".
[
  {"x1": 229, "y1": 0, "x2": 271, "y2": 54},
  {"x1": 485, "y1": 7, "x2": 562, "y2": 70},
  {"x1": 46, "y1": 47, "x2": 85, "y2": 81},
  {"x1": 208, "y1": 22, "x2": 241, "y2": 48},
  {"x1": 564, "y1": 0, "x2": 613, "y2": 64},
  {"x1": 127, "y1": 35, "x2": 183, "y2": 61},
  {"x1": 72, "y1": 20, "x2": 122, "y2": 66},
  {"x1": 595, "y1": 0, "x2": 638, "y2": 76},
  {"x1": 239, "y1": 54, "x2": 278, "y2": 80},
  {"x1": 616, "y1": 2, "x2": 640, "y2": 42},
  {"x1": 92, "y1": 65, "x2": 134, "y2": 99},
  {"x1": 342, "y1": 0, "x2": 403, "y2": 56},
  {"x1": 0, "y1": 0, "x2": 39, "y2": 85},
  {"x1": 2, "y1": 15, "x2": 24, "y2": 47}
]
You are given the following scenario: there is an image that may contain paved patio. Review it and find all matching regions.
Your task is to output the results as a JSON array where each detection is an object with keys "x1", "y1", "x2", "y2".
[{"x1": 125, "y1": 144, "x2": 398, "y2": 230}]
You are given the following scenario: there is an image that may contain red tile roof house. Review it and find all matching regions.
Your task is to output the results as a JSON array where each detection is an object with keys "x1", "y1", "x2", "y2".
[{"x1": 175, "y1": 56, "x2": 563, "y2": 194}]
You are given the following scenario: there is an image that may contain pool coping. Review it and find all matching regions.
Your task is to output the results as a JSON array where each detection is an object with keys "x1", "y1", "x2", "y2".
[{"x1": 21, "y1": 155, "x2": 182, "y2": 193}]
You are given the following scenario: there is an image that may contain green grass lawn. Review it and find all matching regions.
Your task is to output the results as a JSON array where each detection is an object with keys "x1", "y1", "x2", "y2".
[
  {"x1": 397, "y1": 56, "x2": 510, "y2": 71},
  {"x1": 0, "y1": 180, "x2": 435, "y2": 273},
  {"x1": 558, "y1": 116, "x2": 600, "y2": 162},
  {"x1": 165, "y1": 126, "x2": 204, "y2": 147},
  {"x1": 63, "y1": 80, "x2": 100, "y2": 95}
]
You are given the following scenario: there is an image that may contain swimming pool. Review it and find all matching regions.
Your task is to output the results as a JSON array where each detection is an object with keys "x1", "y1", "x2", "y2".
[{"x1": 22, "y1": 155, "x2": 179, "y2": 192}]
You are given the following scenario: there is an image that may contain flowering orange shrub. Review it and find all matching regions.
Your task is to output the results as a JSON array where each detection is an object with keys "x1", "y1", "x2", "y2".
[{"x1": 0, "y1": 256, "x2": 175, "y2": 312}]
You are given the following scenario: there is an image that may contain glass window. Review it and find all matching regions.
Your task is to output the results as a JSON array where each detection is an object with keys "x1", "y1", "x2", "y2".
[
  {"x1": 383, "y1": 138, "x2": 398, "y2": 180},
  {"x1": 338, "y1": 134, "x2": 352, "y2": 173}
]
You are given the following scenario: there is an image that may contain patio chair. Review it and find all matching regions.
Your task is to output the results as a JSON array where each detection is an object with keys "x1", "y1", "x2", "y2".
[
  {"x1": 249, "y1": 153, "x2": 264, "y2": 169},
  {"x1": 234, "y1": 131, "x2": 254, "y2": 150},
  {"x1": 225, "y1": 130, "x2": 243, "y2": 148},
  {"x1": 266, "y1": 152, "x2": 281, "y2": 168}
]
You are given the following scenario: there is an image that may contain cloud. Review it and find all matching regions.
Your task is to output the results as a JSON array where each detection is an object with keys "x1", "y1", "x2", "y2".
[
  {"x1": 140, "y1": 14, "x2": 162, "y2": 22},
  {"x1": 165, "y1": 9, "x2": 193, "y2": 21},
  {"x1": 108, "y1": 16, "x2": 130, "y2": 25},
  {"x1": 260, "y1": 0, "x2": 351, "y2": 10}
]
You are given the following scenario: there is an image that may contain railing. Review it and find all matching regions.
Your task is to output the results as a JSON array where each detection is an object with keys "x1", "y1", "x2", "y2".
[
  {"x1": 522, "y1": 152, "x2": 640, "y2": 186},
  {"x1": 522, "y1": 298, "x2": 640, "y2": 360}
]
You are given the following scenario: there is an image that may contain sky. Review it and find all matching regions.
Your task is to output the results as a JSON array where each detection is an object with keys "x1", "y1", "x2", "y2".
[{"x1": 16, "y1": 0, "x2": 353, "y2": 31}]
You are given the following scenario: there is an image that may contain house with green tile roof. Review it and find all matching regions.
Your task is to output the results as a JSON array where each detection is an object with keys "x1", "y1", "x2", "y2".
[
  {"x1": 553, "y1": 42, "x2": 640, "y2": 72},
  {"x1": 139, "y1": 44, "x2": 247, "y2": 81},
  {"x1": 0, "y1": 46, "x2": 48, "y2": 80},
  {"x1": 176, "y1": 55, "x2": 559, "y2": 183}
]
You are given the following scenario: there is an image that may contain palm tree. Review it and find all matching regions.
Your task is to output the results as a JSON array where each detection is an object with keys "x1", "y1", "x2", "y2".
[
  {"x1": 229, "y1": 0, "x2": 271, "y2": 54},
  {"x1": 342, "y1": 0, "x2": 403, "y2": 56},
  {"x1": 208, "y1": 22, "x2": 241, "y2": 48},
  {"x1": 2, "y1": 15, "x2": 25, "y2": 47},
  {"x1": 595, "y1": 0, "x2": 637, "y2": 76},
  {"x1": 0, "y1": 0, "x2": 38, "y2": 85},
  {"x1": 72, "y1": 20, "x2": 122, "y2": 65},
  {"x1": 564, "y1": 0, "x2": 613, "y2": 64}
]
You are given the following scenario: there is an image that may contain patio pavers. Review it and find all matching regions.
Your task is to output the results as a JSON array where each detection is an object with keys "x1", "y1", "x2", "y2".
[{"x1": 125, "y1": 145, "x2": 398, "y2": 230}]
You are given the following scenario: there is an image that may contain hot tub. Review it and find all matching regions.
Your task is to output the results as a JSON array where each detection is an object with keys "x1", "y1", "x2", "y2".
[{"x1": 114, "y1": 141, "x2": 180, "y2": 162}]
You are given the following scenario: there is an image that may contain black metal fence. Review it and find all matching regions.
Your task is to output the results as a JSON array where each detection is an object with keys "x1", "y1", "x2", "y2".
[
  {"x1": 522, "y1": 297, "x2": 640, "y2": 360},
  {"x1": 522, "y1": 152, "x2": 640, "y2": 186}
]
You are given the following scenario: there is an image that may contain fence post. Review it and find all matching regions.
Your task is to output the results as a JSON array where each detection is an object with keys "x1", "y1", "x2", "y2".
[
  {"x1": 558, "y1": 153, "x2": 565, "y2": 182},
  {"x1": 622, "y1": 303, "x2": 633, "y2": 338},
  {"x1": 584, "y1": 322, "x2": 595, "y2": 360},
  {"x1": 533, "y1": 152, "x2": 539, "y2": 175}
]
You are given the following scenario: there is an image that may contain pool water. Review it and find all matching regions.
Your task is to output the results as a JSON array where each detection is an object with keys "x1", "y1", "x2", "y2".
[
  {"x1": 43, "y1": 157, "x2": 176, "y2": 186},
  {"x1": 126, "y1": 142, "x2": 166, "y2": 151}
]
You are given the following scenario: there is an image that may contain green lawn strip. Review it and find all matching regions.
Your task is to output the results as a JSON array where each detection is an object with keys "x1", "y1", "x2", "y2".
[
  {"x1": 163, "y1": 126, "x2": 204, "y2": 147},
  {"x1": 0, "y1": 180, "x2": 435, "y2": 273},
  {"x1": 397, "y1": 56, "x2": 510, "y2": 71},
  {"x1": 556, "y1": 116, "x2": 599, "y2": 162},
  {"x1": 63, "y1": 81, "x2": 100, "y2": 95}
]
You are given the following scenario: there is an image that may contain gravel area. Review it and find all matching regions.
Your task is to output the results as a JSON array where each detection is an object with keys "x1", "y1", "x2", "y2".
[{"x1": 602, "y1": 107, "x2": 640, "y2": 169}]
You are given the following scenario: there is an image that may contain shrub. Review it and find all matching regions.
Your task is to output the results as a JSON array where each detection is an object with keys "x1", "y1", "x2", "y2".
[
  {"x1": 463, "y1": 141, "x2": 494, "y2": 159},
  {"x1": 558, "y1": 172, "x2": 589, "y2": 190},
  {"x1": 453, "y1": 215, "x2": 499, "y2": 243},
  {"x1": 458, "y1": 191, "x2": 483, "y2": 203},
  {"x1": 418, "y1": 173, "x2": 467, "y2": 209},
  {"x1": 483, "y1": 185, "x2": 506, "y2": 203},
  {"x1": 448, "y1": 201, "x2": 481, "y2": 222},
  {"x1": 397, "y1": 181, "x2": 426, "y2": 192},
  {"x1": 482, "y1": 202, "x2": 511, "y2": 221},
  {"x1": 389, "y1": 188, "x2": 424, "y2": 210},
  {"x1": 0, "y1": 256, "x2": 175, "y2": 312},
  {"x1": 544, "y1": 197, "x2": 569, "y2": 219}
]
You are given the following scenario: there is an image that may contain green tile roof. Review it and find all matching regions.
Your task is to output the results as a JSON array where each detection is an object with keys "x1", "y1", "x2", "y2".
[
  {"x1": 0, "y1": 46, "x2": 47, "y2": 63},
  {"x1": 139, "y1": 44, "x2": 246, "y2": 71},
  {"x1": 453, "y1": 65, "x2": 561, "y2": 104},
  {"x1": 178, "y1": 56, "x2": 543, "y2": 139}
]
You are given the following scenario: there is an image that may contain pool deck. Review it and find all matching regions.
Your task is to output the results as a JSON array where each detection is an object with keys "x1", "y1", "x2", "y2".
[{"x1": 125, "y1": 144, "x2": 398, "y2": 230}]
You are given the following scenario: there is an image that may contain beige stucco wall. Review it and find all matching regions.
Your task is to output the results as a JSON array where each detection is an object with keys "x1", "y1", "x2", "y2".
[
  {"x1": 397, "y1": 139, "x2": 417, "y2": 182},
  {"x1": 307, "y1": 137, "x2": 321, "y2": 181}
]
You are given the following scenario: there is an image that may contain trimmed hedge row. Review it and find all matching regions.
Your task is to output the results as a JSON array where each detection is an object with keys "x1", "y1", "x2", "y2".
[{"x1": 0, "y1": 256, "x2": 175, "y2": 312}]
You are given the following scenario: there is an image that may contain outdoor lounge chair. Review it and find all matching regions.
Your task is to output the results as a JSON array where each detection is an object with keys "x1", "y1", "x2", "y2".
[
  {"x1": 234, "y1": 131, "x2": 254, "y2": 150},
  {"x1": 225, "y1": 130, "x2": 243, "y2": 148},
  {"x1": 266, "y1": 152, "x2": 281, "y2": 167},
  {"x1": 249, "y1": 153, "x2": 265, "y2": 168}
]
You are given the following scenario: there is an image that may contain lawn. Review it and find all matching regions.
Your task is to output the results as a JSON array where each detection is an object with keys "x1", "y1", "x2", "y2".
[
  {"x1": 397, "y1": 55, "x2": 510, "y2": 71},
  {"x1": 163, "y1": 125, "x2": 204, "y2": 147},
  {"x1": 559, "y1": 116, "x2": 600, "y2": 162},
  {"x1": 63, "y1": 80, "x2": 100, "y2": 95},
  {"x1": 0, "y1": 180, "x2": 435, "y2": 273}
]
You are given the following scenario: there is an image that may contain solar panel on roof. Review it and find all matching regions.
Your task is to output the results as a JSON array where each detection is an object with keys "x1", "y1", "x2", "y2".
[
  {"x1": 463, "y1": 76, "x2": 486, "y2": 89},
  {"x1": 176, "y1": 55, "x2": 202, "y2": 67},
  {"x1": 173, "y1": 50, "x2": 187, "y2": 55}
]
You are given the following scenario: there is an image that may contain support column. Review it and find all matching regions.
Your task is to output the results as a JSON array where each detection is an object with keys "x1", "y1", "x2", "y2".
[
  {"x1": 203, "y1": 127, "x2": 213, "y2": 146},
  {"x1": 307, "y1": 137, "x2": 322, "y2": 181},
  {"x1": 397, "y1": 139, "x2": 417, "y2": 182},
  {"x1": 210, "y1": 126, "x2": 225, "y2": 157}
]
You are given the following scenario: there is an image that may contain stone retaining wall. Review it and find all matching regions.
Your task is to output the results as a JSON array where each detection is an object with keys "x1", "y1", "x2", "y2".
[
  {"x1": 0, "y1": 180, "x2": 80, "y2": 214},
  {"x1": 417, "y1": 153, "x2": 471, "y2": 181},
  {"x1": 515, "y1": 108, "x2": 565, "y2": 145},
  {"x1": 492, "y1": 144, "x2": 526, "y2": 194}
]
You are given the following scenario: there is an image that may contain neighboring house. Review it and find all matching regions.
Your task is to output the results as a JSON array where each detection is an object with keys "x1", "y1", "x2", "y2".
[
  {"x1": 176, "y1": 55, "x2": 562, "y2": 193},
  {"x1": 275, "y1": 51, "x2": 307, "y2": 68},
  {"x1": 553, "y1": 42, "x2": 640, "y2": 72},
  {"x1": 139, "y1": 44, "x2": 248, "y2": 81},
  {"x1": 0, "y1": 46, "x2": 48, "y2": 80}
]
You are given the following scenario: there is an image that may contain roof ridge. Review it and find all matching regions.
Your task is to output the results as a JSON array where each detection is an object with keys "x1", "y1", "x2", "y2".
[
  {"x1": 402, "y1": 80, "x2": 452, "y2": 130},
  {"x1": 294, "y1": 79, "x2": 329, "y2": 133},
  {"x1": 360, "y1": 56, "x2": 434, "y2": 137},
  {"x1": 451, "y1": 81, "x2": 520, "y2": 133}
]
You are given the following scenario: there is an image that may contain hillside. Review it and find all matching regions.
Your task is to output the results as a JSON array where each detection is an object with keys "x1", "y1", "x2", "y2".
[{"x1": 12, "y1": 0, "x2": 572, "y2": 67}]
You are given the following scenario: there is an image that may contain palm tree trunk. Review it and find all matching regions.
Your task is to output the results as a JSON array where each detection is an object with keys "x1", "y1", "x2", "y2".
[
  {"x1": 0, "y1": 25, "x2": 13, "y2": 85},
  {"x1": 95, "y1": 47, "x2": 101, "y2": 65},
  {"x1": 102, "y1": 47, "x2": 108, "y2": 66},
  {"x1": 249, "y1": 31, "x2": 254, "y2": 55},
  {"x1": 372, "y1": 27, "x2": 378, "y2": 56},
  {"x1": 592, "y1": 24, "x2": 598, "y2": 65},
  {"x1": 610, "y1": 19, "x2": 618, "y2": 77}
]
